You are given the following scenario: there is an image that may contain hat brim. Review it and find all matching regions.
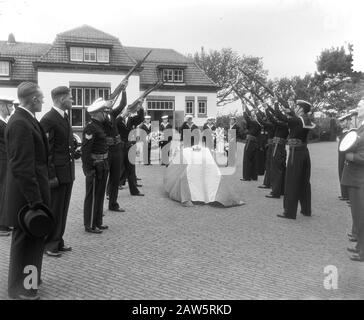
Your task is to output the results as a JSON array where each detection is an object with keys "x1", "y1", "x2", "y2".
[{"x1": 18, "y1": 203, "x2": 55, "y2": 238}]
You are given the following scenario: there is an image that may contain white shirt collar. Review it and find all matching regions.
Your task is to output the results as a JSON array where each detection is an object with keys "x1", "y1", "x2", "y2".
[
  {"x1": 18, "y1": 106, "x2": 35, "y2": 118},
  {"x1": 0, "y1": 114, "x2": 7, "y2": 124},
  {"x1": 53, "y1": 106, "x2": 65, "y2": 118}
]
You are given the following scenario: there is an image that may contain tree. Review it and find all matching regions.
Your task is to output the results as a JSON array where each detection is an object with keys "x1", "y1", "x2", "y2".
[
  {"x1": 191, "y1": 47, "x2": 267, "y2": 107},
  {"x1": 316, "y1": 44, "x2": 354, "y2": 76}
]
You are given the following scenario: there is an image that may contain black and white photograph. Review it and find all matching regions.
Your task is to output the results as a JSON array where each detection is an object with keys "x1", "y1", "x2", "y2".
[{"x1": 0, "y1": 0, "x2": 364, "y2": 304}]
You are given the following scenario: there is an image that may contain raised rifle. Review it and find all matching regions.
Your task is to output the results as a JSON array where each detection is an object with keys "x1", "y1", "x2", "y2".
[{"x1": 109, "y1": 49, "x2": 153, "y2": 103}]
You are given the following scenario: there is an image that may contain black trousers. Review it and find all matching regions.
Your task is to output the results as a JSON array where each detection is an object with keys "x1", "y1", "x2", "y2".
[
  {"x1": 45, "y1": 182, "x2": 73, "y2": 252},
  {"x1": 84, "y1": 167, "x2": 108, "y2": 229},
  {"x1": 120, "y1": 144, "x2": 139, "y2": 195},
  {"x1": 283, "y1": 146, "x2": 311, "y2": 218},
  {"x1": 8, "y1": 228, "x2": 44, "y2": 298},
  {"x1": 242, "y1": 140, "x2": 258, "y2": 180},
  {"x1": 270, "y1": 143, "x2": 286, "y2": 196},
  {"x1": 338, "y1": 150, "x2": 349, "y2": 198},
  {"x1": 346, "y1": 186, "x2": 363, "y2": 240},
  {"x1": 107, "y1": 145, "x2": 122, "y2": 208},
  {"x1": 0, "y1": 158, "x2": 8, "y2": 231},
  {"x1": 263, "y1": 144, "x2": 273, "y2": 187}
]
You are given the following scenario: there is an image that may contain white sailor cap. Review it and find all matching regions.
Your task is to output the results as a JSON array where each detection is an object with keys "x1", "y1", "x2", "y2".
[
  {"x1": 145, "y1": 115, "x2": 151, "y2": 119},
  {"x1": 87, "y1": 98, "x2": 111, "y2": 114},
  {"x1": 207, "y1": 116, "x2": 215, "y2": 120},
  {"x1": 0, "y1": 96, "x2": 14, "y2": 103},
  {"x1": 185, "y1": 114, "x2": 193, "y2": 119},
  {"x1": 161, "y1": 115, "x2": 169, "y2": 119},
  {"x1": 13, "y1": 98, "x2": 19, "y2": 104}
]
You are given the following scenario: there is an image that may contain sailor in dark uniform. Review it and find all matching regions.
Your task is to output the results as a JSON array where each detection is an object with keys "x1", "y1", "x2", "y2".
[
  {"x1": 159, "y1": 115, "x2": 173, "y2": 165},
  {"x1": 104, "y1": 81, "x2": 128, "y2": 212},
  {"x1": 81, "y1": 100, "x2": 111, "y2": 233},
  {"x1": 180, "y1": 114, "x2": 199, "y2": 147},
  {"x1": 241, "y1": 108, "x2": 261, "y2": 181},
  {"x1": 116, "y1": 99, "x2": 145, "y2": 196},
  {"x1": 139, "y1": 115, "x2": 152, "y2": 165},
  {"x1": 256, "y1": 108, "x2": 274, "y2": 188},
  {"x1": 265, "y1": 103, "x2": 289, "y2": 198},
  {"x1": 274, "y1": 100, "x2": 316, "y2": 219},
  {"x1": 0, "y1": 97, "x2": 14, "y2": 237},
  {"x1": 202, "y1": 117, "x2": 216, "y2": 150}
]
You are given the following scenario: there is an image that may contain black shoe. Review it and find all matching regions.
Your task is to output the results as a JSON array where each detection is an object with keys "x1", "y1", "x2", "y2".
[
  {"x1": 109, "y1": 206, "x2": 125, "y2": 212},
  {"x1": 136, "y1": 184, "x2": 143, "y2": 187},
  {"x1": 347, "y1": 247, "x2": 360, "y2": 254},
  {"x1": 350, "y1": 254, "x2": 364, "y2": 262},
  {"x1": 136, "y1": 177, "x2": 141, "y2": 181},
  {"x1": 349, "y1": 237, "x2": 358, "y2": 242},
  {"x1": 59, "y1": 245, "x2": 72, "y2": 252},
  {"x1": 277, "y1": 214, "x2": 295, "y2": 220},
  {"x1": 85, "y1": 227, "x2": 103, "y2": 234},
  {"x1": 265, "y1": 194, "x2": 280, "y2": 199},
  {"x1": 301, "y1": 212, "x2": 311, "y2": 216},
  {"x1": 131, "y1": 193, "x2": 144, "y2": 196},
  {"x1": 240, "y1": 178, "x2": 251, "y2": 181},
  {"x1": 0, "y1": 230, "x2": 11, "y2": 237},
  {"x1": 258, "y1": 185, "x2": 270, "y2": 189},
  {"x1": 97, "y1": 225, "x2": 109, "y2": 230},
  {"x1": 45, "y1": 250, "x2": 62, "y2": 257}
]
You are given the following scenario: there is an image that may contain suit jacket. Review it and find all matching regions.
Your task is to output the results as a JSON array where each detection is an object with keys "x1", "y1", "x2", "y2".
[
  {"x1": 341, "y1": 125, "x2": 364, "y2": 187},
  {"x1": 3, "y1": 108, "x2": 51, "y2": 227},
  {"x1": 40, "y1": 108, "x2": 75, "y2": 184},
  {"x1": 116, "y1": 108, "x2": 145, "y2": 143},
  {"x1": 0, "y1": 120, "x2": 7, "y2": 223}
]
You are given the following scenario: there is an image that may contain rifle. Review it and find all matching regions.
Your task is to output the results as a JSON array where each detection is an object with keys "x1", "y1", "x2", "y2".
[
  {"x1": 109, "y1": 49, "x2": 153, "y2": 102},
  {"x1": 231, "y1": 84, "x2": 256, "y2": 112},
  {"x1": 127, "y1": 80, "x2": 164, "y2": 113},
  {"x1": 238, "y1": 67, "x2": 290, "y2": 109}
]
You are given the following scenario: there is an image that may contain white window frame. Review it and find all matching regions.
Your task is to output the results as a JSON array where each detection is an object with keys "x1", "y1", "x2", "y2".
[
  {"x1": 147, "y1": 100, "x2": 174, "y2": 110},
  {"x1": 0, "y1": 61, "x2": 10, "y2": 76},
  {"x1": 97, "y1": 48, "x2": 110, "y2": 63},
  {"x1": 198, "y1": 100, "x2": 207, "y2": 115},
  {"x1": 70, "y1": 47, "x2": 83, "y2": 62},
  {"x1": 84, "y1": 48, "x2": 97, "y2": 62},
  {"x1": 174, "y1": 69, "x2": 184, "y2": 82},
  {"x1": 185, "y1": 100, "x2": 194, "y2": 114}
]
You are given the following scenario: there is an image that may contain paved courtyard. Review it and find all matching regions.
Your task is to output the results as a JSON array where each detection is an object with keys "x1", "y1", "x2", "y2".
[{"x1": 0, "y1": 141, "x2": 363, "y2": 300}]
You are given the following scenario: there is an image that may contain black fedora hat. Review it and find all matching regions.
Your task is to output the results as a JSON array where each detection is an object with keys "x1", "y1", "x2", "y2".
[{"x1": 18, "y1": 203, "x2": 54, "y2": 238}]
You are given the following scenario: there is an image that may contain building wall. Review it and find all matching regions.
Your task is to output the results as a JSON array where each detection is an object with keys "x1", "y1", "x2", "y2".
[
  {"x1": 37, "y1": 68, "x2": 140, "y2": 119},
  {"x1": 142, "y1": 90, "x2": 217, "y2": 127},
  {"x1": 0, "y1": 87, "x2": 18, "y2": 100}
]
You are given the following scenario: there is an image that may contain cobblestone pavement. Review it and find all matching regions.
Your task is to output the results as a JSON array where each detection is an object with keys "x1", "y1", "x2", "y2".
[{"x1": 0, "y1": 141, "x2": 363, "y2": 300}]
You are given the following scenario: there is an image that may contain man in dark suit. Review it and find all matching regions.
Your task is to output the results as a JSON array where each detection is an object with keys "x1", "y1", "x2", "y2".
[
  {"x1": 40, "y1": 86, "x2": 77, "y2": 257},
  {"x1": 342, "y1": 100, "x2": 364, "y2": 261},
  {"x1": 0, "y1": 97, "x2": 14, "y2": 236},
  {"x1": 4, "y1": 82, "x2": 51, "y2": 300}
]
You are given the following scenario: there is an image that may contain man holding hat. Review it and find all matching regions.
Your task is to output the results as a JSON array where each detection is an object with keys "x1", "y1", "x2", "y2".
[
  {"x1": 159, "y1": 115, "x2": 173, "y2": 165},
  {"x1": 180, "y1": 114, "x2": 199, "y2": 147},
  {"x1": 4, "y1": 82, "x2": 52, "y2": 300},
  {"x1": 81, "y1": 99, "x2": 111, "y2": 233},
  {"x1": 0, "y1": 96, "x2": 14, "y2": 236},
  {"x1": 40, "y1": 86, "x2": 78, "y2": 256},
  {"x1": 274, "y1": 99, "x2": 315, "y2": 219},
  {"x1": 140, "y1": 115, "x2": 152, "y2": 165}
]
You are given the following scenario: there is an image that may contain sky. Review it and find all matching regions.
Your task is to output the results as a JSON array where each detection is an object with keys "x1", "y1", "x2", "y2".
[{"x1": 0, "y1": 0, "x2": 363, "y2": 80}]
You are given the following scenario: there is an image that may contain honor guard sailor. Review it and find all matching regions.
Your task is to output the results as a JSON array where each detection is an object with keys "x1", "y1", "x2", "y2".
[
  {"x1": 180, "y1": 114, "x2": 199, "y2": 147},
  {"x1": 159, "y1": 115, "x2": 172, "y2": 165},
  {"x1": 81, "y1": 99, "x2": 111, "y2": 233},
  {"x1": 139, "y1": 115, "x2": 152, "y2": 165},
  {"x1": 274, "y1": 100, "x2": 315, "y2": 219}
]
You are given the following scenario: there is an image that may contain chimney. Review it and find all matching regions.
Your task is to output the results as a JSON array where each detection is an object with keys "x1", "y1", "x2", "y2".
[{"x1": 7, "y1": 33, "x2": 16, "y2": 44}]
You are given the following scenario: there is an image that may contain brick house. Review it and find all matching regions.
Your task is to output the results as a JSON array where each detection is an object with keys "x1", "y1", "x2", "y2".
[{"x1": 0, "y1": 25, "x2": 218, "y2": 132}]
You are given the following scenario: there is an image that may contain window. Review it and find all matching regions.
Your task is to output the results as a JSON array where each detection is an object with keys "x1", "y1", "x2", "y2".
[
  {"x1": 97, "y1": 48, "x2": 110, "y2": 63},
  {"x1": 70, "y1": 47, "x2": 83, "y2": 61},
  {"x1": 147, "y1": 100, "x2": 174, "y2": 110},
  {"x1": 0, "y1": 61, "x2": 10, "y2": 76},
  {"x1": 162, "y1": 69, "x2": 184, "y2": 83},
  {"x1": 186, "y1": 101, "x2": 194, "y2": 114},
  {"x1": 70, "y1": 87, "x2": 110, "y2": 128},
  {"x1": 70, "y1": 47, "x2": 110, "y2": 63},
  {"x1": 84, "y1": 48, "x2": 97, "y2": 62},
  {"x1": 198, "y1": 100, "x2": 207, "y2": 115}
]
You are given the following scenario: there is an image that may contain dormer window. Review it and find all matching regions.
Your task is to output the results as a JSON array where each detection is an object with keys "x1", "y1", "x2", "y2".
[
  {"x1": 162, "y1": 68, "x2": 184, "y2": 83},
  {"x1": 70, "y1": 46, "x2": 110, "y2": 63},
  {"x1": 0, "y1": 61, "x2": 10, "y2": 76}
]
